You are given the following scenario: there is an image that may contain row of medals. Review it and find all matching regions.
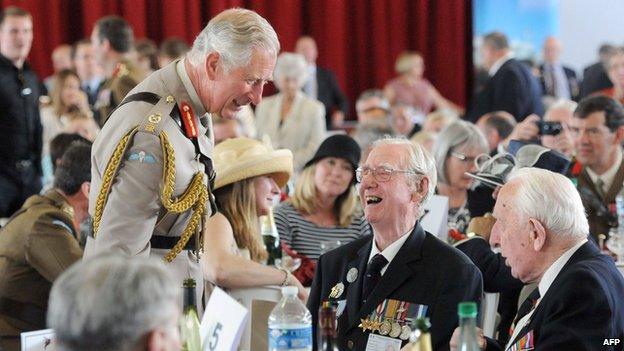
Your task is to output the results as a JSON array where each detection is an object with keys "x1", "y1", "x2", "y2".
[{"x1": 329, "y1": 268, "x2": 413, "y2": 341}]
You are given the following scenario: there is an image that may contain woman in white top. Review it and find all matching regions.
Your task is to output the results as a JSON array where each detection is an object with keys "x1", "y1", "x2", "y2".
[
  {"x1": 255, "y1": 52, "x2": 326, "y2": 174},
  {"x1": 202, "y1": 137, "x2": 307, "y2": 301}
]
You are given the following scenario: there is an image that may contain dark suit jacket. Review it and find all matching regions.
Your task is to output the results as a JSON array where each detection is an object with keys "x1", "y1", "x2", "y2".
[
  {"x1": 466, "y1": 58, "x2": 544, "y2": 123},
  {"x1": 486, "y1": 241, "x2": 624, "y2": 351},
  {"x1": 315, "y1": 67, "x2": 349, "y2": 129},
  {"x1": 581, "y1": 62, "x2": 613, "y2": 99},
  {"x1": 538, "y1": 63, "x2": 579, "y2": 101},
  {"x1": 308, "y1": 223, "x2": 483, "y2": 351},
  {"x1": 576, "y1": 160, "x2": 624, "y2": 240}
]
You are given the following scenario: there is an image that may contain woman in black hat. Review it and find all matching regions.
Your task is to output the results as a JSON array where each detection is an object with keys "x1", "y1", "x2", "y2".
[{"x1": 274, "y1": 134, "x2": 372, "y2": 285}]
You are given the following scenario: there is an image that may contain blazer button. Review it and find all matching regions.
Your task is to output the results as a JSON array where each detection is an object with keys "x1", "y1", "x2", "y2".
[{"x1": 347, "y1": 340, "x2": 354, "y2": 349}]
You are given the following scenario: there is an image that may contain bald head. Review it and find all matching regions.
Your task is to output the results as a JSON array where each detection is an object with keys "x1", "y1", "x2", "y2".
[
  {"x1": 543, "y1": 36, "x2": 562, "y2": 64},
  {"x1": 295, "y1": 36, "x2": 317, "y2": 64}
]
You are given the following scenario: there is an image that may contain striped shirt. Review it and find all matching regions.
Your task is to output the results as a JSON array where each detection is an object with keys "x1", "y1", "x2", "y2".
[{"x1": 274, "y1": 202, "x2": 372, "y2": 260}]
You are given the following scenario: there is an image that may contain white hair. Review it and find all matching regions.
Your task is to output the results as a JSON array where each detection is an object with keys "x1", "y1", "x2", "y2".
[
  {"x1": 372, "y1": 137, "x2": 437, "y2": 216},
  {"x1": 544, "y1": 99, "x2": 577, "y2": 120},
  {"x1": 507, "y1": 168, "x2": 589, "y2": 240},
  {"x1": 187, "y1": 8, "x2": 280, "y2": 72},
  {"x1": 432, "y1": 120, "x2": 488, "y2": 184},
  {"x1": 273, "y1": 52, "x2": 309, "y2": 90},
  {"x1": 48, "y1": 255, "x2": 180, "y2": 351}
]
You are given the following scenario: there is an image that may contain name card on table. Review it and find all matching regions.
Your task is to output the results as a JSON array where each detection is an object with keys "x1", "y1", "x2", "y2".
[
  {"x1": 420, "y1": 194, "x2": 449, "y2": 241},
  {"x1": 21, "y1": 329, "x2": 55, "y2": 351},
  {"x1": 200, "y1": 287, "x2": 249, "y2": 351}
]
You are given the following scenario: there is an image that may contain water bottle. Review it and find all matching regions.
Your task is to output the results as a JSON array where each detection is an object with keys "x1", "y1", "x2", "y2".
[
  {"x1": 268, "y1": 286, "x2": 312, "y2": 351},
  {"x1": 456, "y1": 302, "x2": 480, "y2": 351}
]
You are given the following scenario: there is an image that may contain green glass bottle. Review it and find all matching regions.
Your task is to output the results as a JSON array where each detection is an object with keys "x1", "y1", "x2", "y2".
[{"x1": 181, "y1": 278, "x2": 201, "y2": 351}]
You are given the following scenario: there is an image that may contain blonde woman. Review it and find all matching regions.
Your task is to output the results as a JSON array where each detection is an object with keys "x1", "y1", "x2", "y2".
[
  {"x1": 275, "y1": 135, "x2": 371, "y2": 264},
  {"x1": 202, "y1": 137, "x2": 306, "y2": 300},
  {"x1": 384, "y1": 51, "x2": 463, "y2": 114}
]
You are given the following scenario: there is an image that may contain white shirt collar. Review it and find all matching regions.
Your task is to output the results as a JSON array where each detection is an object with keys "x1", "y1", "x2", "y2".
[
  {"x1": 585, "y1": 147, "x2": 623, "y2": 191},
  {"x1": 368, "y1": 227, "x2": 413, "y2": 275},
  {"x1": 488, "y1": 52, "x2": 514, "y2": 76},
  {"x1": 538, "y1": 239, "x2": 588, "y2": 301},
  {"x1": 176, "y1": 59, "x2": 207, "y2": 117}
]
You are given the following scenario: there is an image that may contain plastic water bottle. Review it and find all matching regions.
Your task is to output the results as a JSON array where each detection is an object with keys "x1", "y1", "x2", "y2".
[
  {"x1": 268, "y1": 286, "x2": 312, "y2": 351},
  {"x1": 456, "y1": 302, "x2": 480, "y2": 351}
]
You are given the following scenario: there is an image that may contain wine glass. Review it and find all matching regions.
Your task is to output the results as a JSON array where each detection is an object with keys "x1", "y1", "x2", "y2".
[
  {"x1": 320, "y1": 240, "x2": 342, "y2": 255},
  {"x1": 275, "y1": 254, "x2": 302, "y2": 272},
  {"x1": 606, "y1": 229, "x2": 624, "y2": 264}
]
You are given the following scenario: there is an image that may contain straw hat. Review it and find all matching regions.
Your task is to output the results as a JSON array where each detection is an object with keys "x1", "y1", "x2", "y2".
[{"x1": 213, "y1": 137, "x2": 293, "y2": 190}]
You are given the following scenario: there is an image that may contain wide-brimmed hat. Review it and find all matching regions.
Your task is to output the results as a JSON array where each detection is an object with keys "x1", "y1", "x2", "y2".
[
  {"x1": 466, "y1": 140, "x2": 571, "y2": 188},
  {"x1": 213, "y1": 137, "x2": 293, "y2": 190},
  {"x1": 304, "y1": 134, "x2": 361, "y2": 170}
]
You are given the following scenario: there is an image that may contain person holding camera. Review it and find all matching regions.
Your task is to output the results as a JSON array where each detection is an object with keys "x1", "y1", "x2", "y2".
[{"x1": 540, "y1": 99, "x2": 577, "y2": 158}]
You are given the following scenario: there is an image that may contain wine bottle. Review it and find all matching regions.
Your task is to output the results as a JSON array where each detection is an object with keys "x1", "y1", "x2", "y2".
[
  {"x1": 261, "y1": 207, "x2": 282, "y2": 266},
  {"x1": 181, "y1": 278, "x2": 201, "y2": 351},
  {"x1": 318, "y1": 301, "x2": 339, "y2": 351}
]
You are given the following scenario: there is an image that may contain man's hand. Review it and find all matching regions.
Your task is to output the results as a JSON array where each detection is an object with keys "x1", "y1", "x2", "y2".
[
  {"x1": 504, "y1": 114, "x2": 540, "y2": 147},
  {"x1": 467, "y1": 213, "x2": 496, "y2": 241},
  {"x1": 449, "y1": 326, "x2": 486, "y2": 350},
  {"x1": 331, "y1": 111, "x2": 345, "y2": 128}
]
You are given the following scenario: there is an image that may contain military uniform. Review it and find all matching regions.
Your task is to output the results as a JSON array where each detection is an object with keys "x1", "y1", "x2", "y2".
[
  {"x1": 0, "y1": 189, "x2": 82, "y2": 350},
  {"x1": 85, "y1": 60, "x2": 215, "y2": 305},
  {"x1": 95, "y1": 58, "x2": 145, "y2": 126}
]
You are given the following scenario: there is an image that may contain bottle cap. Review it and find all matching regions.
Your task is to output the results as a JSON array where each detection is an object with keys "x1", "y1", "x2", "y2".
[
  {"x1": 281, "y1": 286, "x2": 298, "y2": 296},
  {"x1": 458, "y1": 302, "x2": 477, "y2": 317}
]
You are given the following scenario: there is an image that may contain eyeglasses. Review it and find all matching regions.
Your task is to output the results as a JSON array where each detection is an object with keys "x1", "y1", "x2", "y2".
[{"x1": 355, "y1": 166, "x2": 421, "y2": 183}]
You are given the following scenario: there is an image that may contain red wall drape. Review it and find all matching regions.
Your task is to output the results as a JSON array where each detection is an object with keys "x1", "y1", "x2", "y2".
[{"x1": 1, "y1": 0, "x2": 472, "y2": 111}]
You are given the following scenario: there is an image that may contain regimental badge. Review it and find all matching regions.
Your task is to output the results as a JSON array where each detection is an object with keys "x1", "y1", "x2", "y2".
[
  {"x1": 347, "y1": 267, "x2": 358, "y2": 283},
  {"x1": 329, "y1": 282, "x2": 345, "y2": 299},
  {"x1": 128, "y1": 150, "x2": 157, "y2": 164}
]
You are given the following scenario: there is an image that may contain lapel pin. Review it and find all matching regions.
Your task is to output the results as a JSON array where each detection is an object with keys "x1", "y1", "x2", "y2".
[
  {"x1": 346, "y1": 267, "x2": 358, "y2": 283},
  {"x1": 329, "y1": 282, "x2": 345, "y2": 299}
]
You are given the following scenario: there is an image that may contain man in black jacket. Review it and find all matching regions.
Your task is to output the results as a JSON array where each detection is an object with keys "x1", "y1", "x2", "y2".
[
  {"x1": 0, "y1": 6, "x2": 43, "y2": 219},
  {"x1": 466, "y1": 32, "x2": 544, "y2": 123},
  {"x1": 309, "y1": 138, "x2": 482, "y2": 351},
  {"x1": 296, "y1": 36, "x2": 349, "y2": 130}
]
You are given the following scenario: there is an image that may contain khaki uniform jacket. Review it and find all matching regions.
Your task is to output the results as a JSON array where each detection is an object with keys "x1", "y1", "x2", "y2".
[
  {"x1": 96, "y1": 58, "x2": 145, "y2": 126},
  {"x1": 0, "y1": 189, "x2": 82, "y2": 335},
  {"x1": 85, "y1": 61, "x2": 213, "y2": 304}
]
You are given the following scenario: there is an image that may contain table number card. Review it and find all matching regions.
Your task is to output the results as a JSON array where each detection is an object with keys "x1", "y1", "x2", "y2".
[
  {"x1": 21, "y1": 329, "x2": 55, "y2": 351},
  {"x1": 201, "y1": 287, "x2": 249, "y2": 351}
]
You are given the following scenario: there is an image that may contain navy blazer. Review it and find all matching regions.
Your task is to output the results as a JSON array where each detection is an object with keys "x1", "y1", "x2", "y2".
[
  {"x1": 466, "y1": 58, "x2": 544, "y2": 123},
  {"x1": 308, "y1": 223, "x2": 483, "y2": 351},
  {"x1": 486, "y1": 240, "x2": 624, "y2": 351},
  {"x1": 315, "y1": 67, "x2": 349, "y2": 129},
  {"x1": 538, "y1": 63, "x2": 580, "y2": 101}
]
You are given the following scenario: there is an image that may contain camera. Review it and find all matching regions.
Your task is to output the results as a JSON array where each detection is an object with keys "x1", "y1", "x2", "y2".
[{"x1": 537, "y1": 121, "x2": 563, "y2": 136}]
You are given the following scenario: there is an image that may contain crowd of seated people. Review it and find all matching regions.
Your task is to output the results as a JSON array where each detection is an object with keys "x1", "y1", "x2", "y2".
[{"x1": 0, "y1": 4, "x2": 623, "y2": 351}]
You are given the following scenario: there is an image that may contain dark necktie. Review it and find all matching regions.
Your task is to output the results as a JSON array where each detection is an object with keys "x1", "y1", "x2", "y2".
[
  {"x1": 511, "y1": 288, "x2": 540, "y2": 332},
  {"x1": 361, "y1": 254, "x2": 388, "y2": 303}
]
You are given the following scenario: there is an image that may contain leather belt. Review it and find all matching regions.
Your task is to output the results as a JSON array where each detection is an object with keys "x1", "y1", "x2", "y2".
[
  {"x1": 150, "y1": 235, "x2": 196, "y2": 251},
  {"x1": 0, "y1": 297, "x2": 46, "y2": 328}
]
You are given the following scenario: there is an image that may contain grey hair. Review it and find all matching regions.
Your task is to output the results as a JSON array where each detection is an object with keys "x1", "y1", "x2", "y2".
[
  {"x1": 273, "y1": 52, "x2": 309, "y2": 90},
  {"x1": 544, "y1": 99, "x2": 578, "y2": 121},
  {"x1": 187, "y1": 8, "x2": 280, "y2": 72},
  {"x1": 432, "y1": 120, "x2": 488, "y2": 184},
  {"x1": 507, "y1": 168, "x2": 589, "y2": 240},
  {"x1": 48, "y1": 255, "x2": 180, "y2": 351},
  {"x1": 372, "y1": 137, "x2": 437, "y2": 216}
]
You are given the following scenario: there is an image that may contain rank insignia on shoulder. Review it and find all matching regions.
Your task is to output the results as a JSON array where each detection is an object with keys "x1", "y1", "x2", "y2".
[
  {"x1": 329, "y1": 282, "x2": 344, "y2": 299},
  {"x1": 128, "y1": 151, "x2": 157, "y2": 164}
]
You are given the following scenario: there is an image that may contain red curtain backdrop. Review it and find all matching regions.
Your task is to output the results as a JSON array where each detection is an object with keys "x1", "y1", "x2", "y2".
[{"x1": 1, "y1": 0, "x2": 472, "y2": 112}]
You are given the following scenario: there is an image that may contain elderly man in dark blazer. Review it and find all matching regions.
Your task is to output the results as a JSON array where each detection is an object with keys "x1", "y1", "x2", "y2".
[
  {"x1": 466, "y1": 32, "x2": 544, "y2": 123},
  {"x1": 451, "y1": 168, "x2": 624, "y2": 351},
  {"x1": 308, "y1": 138, "x2": 482, "y2": 351}
]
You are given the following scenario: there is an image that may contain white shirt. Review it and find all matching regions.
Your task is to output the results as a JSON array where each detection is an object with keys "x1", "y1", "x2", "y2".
[
  {"x1": 585, "y1": 147, "x2": 623, "y2": 195},
  {"x1": 488, "y1": 52, "x2": 514, "y2": 77},
  {"x1": 505, "y1": 239, "x2": 587, "y2": 350},
  {"x1": 367, "y1": 227, "x2": 413, "y2": 275},
  {"x1": 303, "y1": 64, "x2": 318, "y2": 99}
]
